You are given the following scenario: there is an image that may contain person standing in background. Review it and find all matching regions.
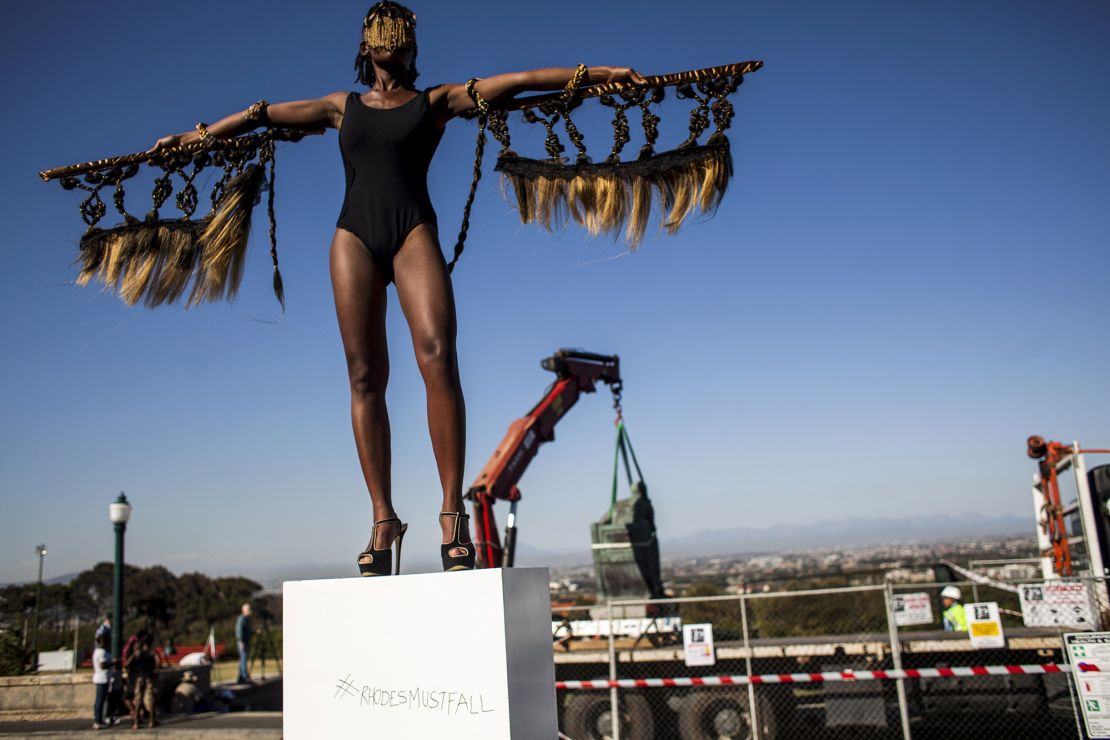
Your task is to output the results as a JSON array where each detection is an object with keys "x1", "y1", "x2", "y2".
[
  {"x1": 235, "y1": 603, "x2": 253, "y2": 684},
  {"x1": 130, "y1": 636, "x2": 157, "y2": 730},
  {"x1": 121, "y1": 628, "x2": 145, "y2": 718},
  {"x1": 91, "y1": 633, "x2": 111, "y2": 729},
  {"x1": 105, "y1": 655, "x2": 124, "y2": 727},
  {"x1": 941, "y1": 585, "x2": 968, "y2": 632}
]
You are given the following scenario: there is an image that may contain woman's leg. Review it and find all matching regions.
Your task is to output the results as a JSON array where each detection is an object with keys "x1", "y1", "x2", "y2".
[
  {"x1": 392, "y1": 225, "x2": 471, "y2": 551},
  {"x1": 330, "y1": 229, "x2": 398, "y2": 550},
  {"x1": 130, "y1": 679, "x2": 140, "y2": 728}
]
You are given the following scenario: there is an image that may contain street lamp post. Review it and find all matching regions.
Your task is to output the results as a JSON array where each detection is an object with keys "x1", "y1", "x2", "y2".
[
  {"x1": 109, "y1": 493, "x2": 132, "y2": 661},
  {"x1": 31, "y1": 544, "x2": 47, "y2": 671}
]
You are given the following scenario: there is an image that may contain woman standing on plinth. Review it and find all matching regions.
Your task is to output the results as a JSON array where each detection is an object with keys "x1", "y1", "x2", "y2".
[{"x1": 149, "y1": 2, "x2": 643, "y2": 576}]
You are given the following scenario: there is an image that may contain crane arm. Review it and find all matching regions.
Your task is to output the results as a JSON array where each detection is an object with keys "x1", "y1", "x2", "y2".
[{"x1": 467, "y1": 349, "x2": 621, "y2": 567}]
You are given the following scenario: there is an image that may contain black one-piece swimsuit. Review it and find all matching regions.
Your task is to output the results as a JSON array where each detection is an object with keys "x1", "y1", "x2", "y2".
[{"x1": 336, "y1": 89, "x2": 444, "y2": 284}]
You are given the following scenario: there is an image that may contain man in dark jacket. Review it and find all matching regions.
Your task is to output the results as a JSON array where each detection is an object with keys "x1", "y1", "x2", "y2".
[{"x1": 235, "y1": 603, "x2": 253, "y2": 684}]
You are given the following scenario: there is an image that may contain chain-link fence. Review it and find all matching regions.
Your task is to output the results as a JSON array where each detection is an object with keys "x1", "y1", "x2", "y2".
[{"x1": 554, "y1": 578, "x2": 1107, "y2": 739}]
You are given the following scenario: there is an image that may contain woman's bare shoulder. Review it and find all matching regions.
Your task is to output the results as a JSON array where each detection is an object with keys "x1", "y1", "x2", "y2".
[
  {"x1": 324, "y1": 90, "x2": 352, "y2": 108},
  {"x1": 263, "y1": 92, "x2": 352, "y2": 130},
  {"x1": 322, "y1": 91, "x2": 353, "y2": 127}
]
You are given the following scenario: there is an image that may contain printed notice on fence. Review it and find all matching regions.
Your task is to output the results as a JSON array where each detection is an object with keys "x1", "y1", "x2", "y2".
[
  {"x1": 965, "y1": 602, "x2": 1005, "y2": 649},
  {"x1": 1021, "y1": 582, "x2": 1097, "y2": 630},
  {"x1": 892, "y1": 592, "x2": 933, "y2": 627},
  {"x1": 683, "y1": 623, "x2": 715, "y2": 667},
  {"x1": 1065, "y1": 633, "x2": 1110, "y2": 738}
]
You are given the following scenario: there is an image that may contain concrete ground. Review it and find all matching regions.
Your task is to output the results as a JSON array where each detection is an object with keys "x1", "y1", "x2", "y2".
[{"x1": 0, "y1": 711, "x2": 282, "y2": 738}]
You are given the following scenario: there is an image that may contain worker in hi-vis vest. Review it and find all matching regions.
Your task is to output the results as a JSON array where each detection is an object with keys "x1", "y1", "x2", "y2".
[{"x1": 941, "y1": 585, "x2": 968, "y2": 632}]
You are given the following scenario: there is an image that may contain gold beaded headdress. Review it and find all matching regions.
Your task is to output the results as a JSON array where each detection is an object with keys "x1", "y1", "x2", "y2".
[{"x1": 363, "y1": 2, "x2": 416, "y2": 51}]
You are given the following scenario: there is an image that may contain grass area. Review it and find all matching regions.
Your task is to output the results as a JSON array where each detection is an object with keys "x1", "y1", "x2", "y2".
[{"x1": 209, "y1": 658, "x2": 282, "y2": 684}]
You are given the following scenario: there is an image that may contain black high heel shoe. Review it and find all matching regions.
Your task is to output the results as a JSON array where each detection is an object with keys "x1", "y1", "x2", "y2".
[
  {"x1": 440, "y1": 512, "x2": 476, "y2": 571},
  {"x1": 357, "y1": 518, "x2": 408, "y2": 577}
]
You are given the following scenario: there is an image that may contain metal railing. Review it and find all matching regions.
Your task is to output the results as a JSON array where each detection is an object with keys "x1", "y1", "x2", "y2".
[{"x1": 553, "y1": 578, "x2": 1103, "y2": 739}]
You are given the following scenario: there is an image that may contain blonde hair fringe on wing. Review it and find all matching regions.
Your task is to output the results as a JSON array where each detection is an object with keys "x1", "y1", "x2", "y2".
[
  {"x1": 73, "y1": 163, "x2": 267, "y2": 309},
  {"x1": 497, "y1": 145, "x2": 732, "y2": 249}
]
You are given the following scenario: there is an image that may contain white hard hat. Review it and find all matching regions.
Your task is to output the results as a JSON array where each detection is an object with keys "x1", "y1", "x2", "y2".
[{"x1": 941, "y1": 585, "x2": 962, "y2": 600}]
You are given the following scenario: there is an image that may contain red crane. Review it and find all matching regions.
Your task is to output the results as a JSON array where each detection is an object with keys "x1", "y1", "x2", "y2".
[{"x1": 466, "y1": 349, "x2": 622, "y2": 568}]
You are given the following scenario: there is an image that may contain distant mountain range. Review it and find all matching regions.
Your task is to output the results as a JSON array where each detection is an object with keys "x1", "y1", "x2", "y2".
[{"x1": 0, "y1": 572, "x2": 81, "y2": 588}]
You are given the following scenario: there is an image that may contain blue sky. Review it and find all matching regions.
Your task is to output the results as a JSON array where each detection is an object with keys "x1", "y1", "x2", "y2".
[{"x1": 2, "y1": 1, "x2": 1108, "y2": 584}]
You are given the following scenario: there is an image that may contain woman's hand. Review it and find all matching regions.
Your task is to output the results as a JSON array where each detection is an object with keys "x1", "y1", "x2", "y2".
[
  {"x1": 147, "y1": 132, "x2": 191, "y2": 153},
  {"x1": 592, "y1": 66, "x2": 648, "y2": 85}
]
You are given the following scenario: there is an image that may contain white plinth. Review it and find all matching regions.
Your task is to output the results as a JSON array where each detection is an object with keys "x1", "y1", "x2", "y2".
[{"x1": 283, "y1": 567, "x2": 556, "y2": 739}]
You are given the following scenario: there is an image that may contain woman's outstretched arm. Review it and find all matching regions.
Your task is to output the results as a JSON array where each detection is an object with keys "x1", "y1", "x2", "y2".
[
  {"x1": 147, "y1": 91, "x2": 350, "y2": 151},
  {"x1": 431, "y1": 66, "x2": 646, "y2": 123}
]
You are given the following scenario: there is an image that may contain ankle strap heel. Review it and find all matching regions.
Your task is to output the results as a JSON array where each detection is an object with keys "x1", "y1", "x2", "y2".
[
  {"x1": 440, "y1": 512, "x2": 476, "y2": 572},
  {"x1": 357, "y1": 517, "x2": 408, "y2": 577}
]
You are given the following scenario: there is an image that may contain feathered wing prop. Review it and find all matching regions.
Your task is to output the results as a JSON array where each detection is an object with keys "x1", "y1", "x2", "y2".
[
  {"x1": 40, "y1": 129, "x2": 318, "y2": 310},
  {"x1": 449, "y1": 60, "x2": 762, "y2": 270}
]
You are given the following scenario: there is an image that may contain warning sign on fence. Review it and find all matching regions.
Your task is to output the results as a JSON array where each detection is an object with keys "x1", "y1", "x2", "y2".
[
  {"x1": 682, "y1": 623, "x2": 715, "y2": 667},
  {"x1": 1020, "y1": 582, "x2": 1097, "y2": 630},
  {"x1": 892, "y1": 592, "x2": 934, "y2": 626},
  {"x1": 966, "y1": 602, "x2": 1005, "y2": 649},
  {"x1": 1065, "y1": 632, "x2": 1110, "y2": 738}
]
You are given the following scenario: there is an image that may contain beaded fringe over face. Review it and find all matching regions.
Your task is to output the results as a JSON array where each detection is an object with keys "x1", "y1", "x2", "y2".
[
  {"x1": 363, "y1": 2, "x2": 416, "y2": 51},
  {"x1": 39, "y1": 129, "x2": 317, "y2": 310},
  {"x1": 449, "y1": 61, "x2": 761, "y2": 271}
]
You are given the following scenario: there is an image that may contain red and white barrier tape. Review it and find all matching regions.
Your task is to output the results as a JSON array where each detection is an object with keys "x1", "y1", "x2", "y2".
[{"x1": 555, "y1": 662, "x2": 1099, "y2": 690}]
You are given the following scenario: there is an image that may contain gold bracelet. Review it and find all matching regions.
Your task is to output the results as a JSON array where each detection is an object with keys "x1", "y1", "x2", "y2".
[
  {"x1": 561, "y1": 64, "x2": 588, "y2": 101},
  {"x1": 465, "y1": 78, "x2": 489, "y2": 115},
  {"x1": 195, "y1": 122, "x2": 212, "y2": 143},
  {"x1": 243, "y1": 100, "x2": 269, "y2": 123}
]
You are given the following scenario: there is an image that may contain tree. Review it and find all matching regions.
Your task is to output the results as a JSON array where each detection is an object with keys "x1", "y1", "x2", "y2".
[
  {"x1": 68, "y1": 562, "x2": 123, "y2": 621},
  {"x1": 1, "y1": 564, "x2": 265, "y2": 652},
  {"x1": 0, "y1": 629, "x2": 28, "y2": 677},
  {"x1": 129, "y1": 565, "x2": 178, "y2": 630}
]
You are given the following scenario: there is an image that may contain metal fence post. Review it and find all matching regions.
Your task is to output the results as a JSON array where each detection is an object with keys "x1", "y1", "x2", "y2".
[
  {"x1": 884, "y1": 582, "x2": 912, "y2": 740},
  {"x1": 71, "y1": 614, "x2": 78, "y2": 675},
  {"x1": 608, "y1": 599, "x2": 620, "y2": 740},
  {"x1": 740, "y1": 593, "x2": 760, "y2": 740},
  {"x1": 1065, "y1": 616, "x2": 1085, "y2": 740}
]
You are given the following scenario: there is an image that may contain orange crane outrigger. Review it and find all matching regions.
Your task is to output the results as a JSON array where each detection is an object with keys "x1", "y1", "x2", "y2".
[{"x1": 1027, "y1": 435, "x2": 1110, "y2": 577}]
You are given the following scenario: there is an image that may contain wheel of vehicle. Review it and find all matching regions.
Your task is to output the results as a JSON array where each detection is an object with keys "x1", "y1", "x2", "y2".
[
  {"x1": 563, "y1": 691, "x2": 654, "y2": 740},
  {"x1": 678, "y1": 690, "x2": 776, "y2": 740}
]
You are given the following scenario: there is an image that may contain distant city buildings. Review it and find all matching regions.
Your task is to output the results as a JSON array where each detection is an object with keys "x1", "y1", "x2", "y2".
[{"x1": 548, "y1": 535, "x2": 1039, "y2": 602}]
